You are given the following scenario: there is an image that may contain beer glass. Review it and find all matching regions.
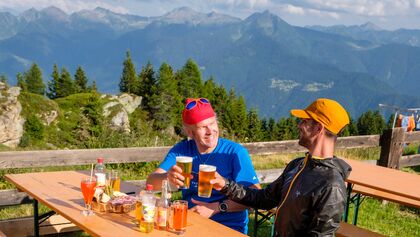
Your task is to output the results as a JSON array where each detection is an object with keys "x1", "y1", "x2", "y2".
[
  {"x1": 168, "y1": 200, "x2": 188, "y2": 234},
  {"x1": 109, "y1": 170, "x2": 120, "y2": 192},
  {"x1": 176, "y1": 156, "x2": 193, "y2": 189},
  {"x1": 198, "y1": 165, "x2": 216, "y2": 198},
  {"x1": 81, "y1": 177, "x2": 96, "y2": 216}
]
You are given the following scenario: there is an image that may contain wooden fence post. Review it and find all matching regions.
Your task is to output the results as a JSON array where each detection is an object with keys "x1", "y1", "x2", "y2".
[{"x1": 377, "y1": 127, "x2": 405, "y2": 169}]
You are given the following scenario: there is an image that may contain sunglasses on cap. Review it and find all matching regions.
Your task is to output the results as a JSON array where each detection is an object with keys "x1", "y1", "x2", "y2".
[{"x1": 185, "y1": 98, "x2": 210, "y2": 110}]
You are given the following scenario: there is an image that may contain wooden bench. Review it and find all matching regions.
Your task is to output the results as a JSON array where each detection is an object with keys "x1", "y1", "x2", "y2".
[
  {"x1": 0, "y1": 214, "x2": 79, "y2": 237},
  {"x1": 336, "y1": 222, "x2": 385, "y2": 237},
  {"x1": 352, "y1": 184, "x2": 420, "y2": 208}
]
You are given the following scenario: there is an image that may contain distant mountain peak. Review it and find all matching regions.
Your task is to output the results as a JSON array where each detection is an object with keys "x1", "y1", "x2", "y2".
[
  {"x1": 360, "y1": 21, "x2": 382, "y2": 31},
  {"x1": 160, "y1": 6, "x2": 239, "y2": 25},
  {"x1": 41, "y1": 6, "x2": 68, "y2": 21}
]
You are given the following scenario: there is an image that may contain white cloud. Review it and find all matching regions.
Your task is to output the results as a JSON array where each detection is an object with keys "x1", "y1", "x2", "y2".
[
  {"x1": 285, "y1": 4, "x2": 305, "y2": 15},
  {"x1": 416, "y1": 0, "x2": 420, "y2": 8}
]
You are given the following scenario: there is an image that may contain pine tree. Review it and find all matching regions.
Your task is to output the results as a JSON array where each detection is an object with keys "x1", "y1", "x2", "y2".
[
  {"x1": 149, "y1": 62, "x2": 179, "y2": 130},
  {"x1": 246, "y1": 109, "x2": 263, "y2": 142},
  {"x1": 88, "y1": 80, "x2": 98, "y2": 93},
  {"x1": 47, "y1": 64, "x2": 60, "y2": 99},
  {"x1": 233, "y1": 95, "x2": 248, "y2": 140},
  {"x1": 24, "y1": 63, "x2": 45, "y2": 95},
  {"x1": 57, "y1": 67, "x2": 76, "y2": 98},
  {"x1": 74, "y1": 66, "x2": 88, "y2": 93},
  {"x1": 357, "y1": 110, "x2": 386, "y2": 135},
  {"x1": 176, "y1": 58, "x2": 203, "y2": 98},
  {"x1": 138, "y1": 61, "x2": 156, "y2": 111},
  {"x1": 202, "y1": 77, "x2": 217, "y2": 103},
  {"x1": 16, "y1": 73, "x2": 27, "y2": 91},
  {"x1": 119, "y1": 51, "x2": 137, "y2": 93}
]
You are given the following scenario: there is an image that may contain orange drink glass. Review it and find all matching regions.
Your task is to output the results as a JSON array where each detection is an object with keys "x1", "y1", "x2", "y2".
[
  {"x1": 198, "y1": 165, "x2": 216, "y2": 198},
  {"x1": 168, "y1": 200, "x2": 188, "y2": 234},
  {"x1": 81, "y1": 177, "x2": 96, "y2": 216}
]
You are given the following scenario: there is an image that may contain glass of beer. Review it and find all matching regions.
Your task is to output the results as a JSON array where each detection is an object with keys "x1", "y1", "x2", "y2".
[
  {"x1": 198, "y1": 164, "x2": 216, "y2": 198},
  {"x1": 176, "y1": 156, "x2": 193, "y2": 189},
  {"x1": 109, "y1": 170, "x2": 121, "y2": 192},
  {"x1": 168, "y1": 200, "x2": 188, "y2": 234}
]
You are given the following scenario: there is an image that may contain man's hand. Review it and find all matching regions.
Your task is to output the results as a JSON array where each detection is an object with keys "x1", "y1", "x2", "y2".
[
  {"x1": 210, "y1": 172, "x2": 226, "y2": 191},
  {"x1": 167, "y1": 165, "x2": 185, "y2": 188},
  {"x1": 190, "y1": 198, "x2": 219, "y2": 218}
]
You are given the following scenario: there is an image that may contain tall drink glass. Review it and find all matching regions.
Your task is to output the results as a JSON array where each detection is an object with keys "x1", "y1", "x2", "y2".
[
  {"x1": 198, "y1": 165, "x2": 216, "y2": 198},
  {"x1": 81, "y1": 177, "x2": 96, "y2": 216},
  {"x1": 176, "y1": 156, "x2": 193, "y2": 189},
  {"x1": 109, "y1": 170, "x2": 120, "y2": 192},
  {"x1": 168, "y1": 200, "x2": 188, "y2": 234}
]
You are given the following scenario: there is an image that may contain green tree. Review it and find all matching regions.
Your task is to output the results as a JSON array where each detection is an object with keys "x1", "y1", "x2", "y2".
[
  {"x1": 119, "y1": 51, "x2": 137, "y2": 93},
  {"x1": 57, "y1": 67, "x2": 76, "y2": 98},
  {"x1": 16, "y1": 73, "x2": 27, "y2": 91},
  {"x1": 24, "y1": 63, "x2": 45, "y2": 95},
  {"x1": 74, "y1": 66, "x2": 88, "y2": 93},
  {"x1": 137, "y1": 61, "x2": 156, "y2": 111},
  {"x1": 357, "y1": 110, "x2": 386, "y2": 135},
  {"x1": 341, "y1": 116, "x2": 358, "y2": 136},
  {"x1": 275, "y1": 117, "x2": 299, "y2": 140},
  {"x1": 176, "y1": 58, "x2": 203, "y2": 98},
  {"x1": 47, "y1": 64, "x2": 60, "y2": 99},
  {"x1": 246, "y1": 109, "x2": 263, "y2": 142},
  {"x1": 149, "y1": 62, "x2": 179, "y2": 130},
  {"x1": 88, "y1": 80, "x2": 98, "y2": 93}
]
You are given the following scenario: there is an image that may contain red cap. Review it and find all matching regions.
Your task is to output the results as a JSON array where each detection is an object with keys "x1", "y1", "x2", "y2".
[
  {"x1": 182, "y1": 98, "x2": 216, "y2": 125},
  {"x1": 146, "y1": 184, "x2": 153, "y2": 191},
  {"x1": 97, "y1": 157, "x2": 104, "y2": 164}
]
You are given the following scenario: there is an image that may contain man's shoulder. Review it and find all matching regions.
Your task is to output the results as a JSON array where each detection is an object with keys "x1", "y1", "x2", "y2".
[{"x1": 218, "y1": 138, "x2": 246, "y2": 151}]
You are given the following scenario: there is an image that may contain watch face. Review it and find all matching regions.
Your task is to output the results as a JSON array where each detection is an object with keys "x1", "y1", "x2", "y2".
[{"x1": 219, "y1": 202, "x2": 228, "y2": 213}]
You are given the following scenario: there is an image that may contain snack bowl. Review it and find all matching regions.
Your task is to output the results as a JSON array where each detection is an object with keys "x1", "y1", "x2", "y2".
[{"x1": 108, "y1": 195, "x2": 136, "y2": 213}]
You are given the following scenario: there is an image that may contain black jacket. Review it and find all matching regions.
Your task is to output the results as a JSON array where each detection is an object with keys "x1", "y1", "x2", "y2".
[{"x1": 220, "y1": 154, "x2": 352, "y2": 237}]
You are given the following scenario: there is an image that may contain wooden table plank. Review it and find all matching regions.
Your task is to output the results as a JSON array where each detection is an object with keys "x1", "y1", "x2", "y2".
[
  {"x1": 344, "y1": 158, "x2": 420, "y2": 202},
  {"x1": 5, "y1": 171, "x2": 246, "y2": 237}
]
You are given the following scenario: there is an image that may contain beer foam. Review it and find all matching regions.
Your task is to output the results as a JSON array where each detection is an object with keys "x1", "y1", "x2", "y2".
[
  {"x1": 199, "y1": 164, "x2": 216, "y2": 172},
  {"x1": 176, "y1": 156, "x2": 193, "y2": 163}
]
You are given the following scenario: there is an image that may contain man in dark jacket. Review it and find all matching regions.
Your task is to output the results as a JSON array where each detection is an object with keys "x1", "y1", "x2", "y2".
[{"x1": 211, "y1": 98, "x2": 352, "y2": 237}]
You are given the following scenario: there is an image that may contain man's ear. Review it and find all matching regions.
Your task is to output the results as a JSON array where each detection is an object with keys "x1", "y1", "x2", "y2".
[
  {"x1": 184, "y1": 126, "x2": 193, "y2": 138},
  {"x1": 314, "y1": 122, "x2": 324, "y2": 134}
]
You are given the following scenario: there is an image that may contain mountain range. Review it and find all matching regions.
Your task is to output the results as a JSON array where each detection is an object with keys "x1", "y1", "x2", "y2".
[{"x1": 1, "y1": 6, "x2": 420, "y2": 118}]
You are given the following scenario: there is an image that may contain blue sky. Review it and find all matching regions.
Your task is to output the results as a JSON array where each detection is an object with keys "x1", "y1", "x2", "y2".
[{"x1": 1, "y1": 0, "x2": 420, "y2": 30}]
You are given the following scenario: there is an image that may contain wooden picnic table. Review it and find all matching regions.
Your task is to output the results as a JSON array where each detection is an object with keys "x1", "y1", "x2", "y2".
[
  {"x1": 342, "y1": 158, "x2": 420, "y2": 226},
  {"x1": 344, "y1": 158, "x2": 420, "y2": 204},
  {"x1": 5, "y1": 171, "x2": 246, "y2": 237}
]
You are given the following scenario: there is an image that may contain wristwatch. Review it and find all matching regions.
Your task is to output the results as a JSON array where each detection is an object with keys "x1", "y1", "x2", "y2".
[{"x1": 218, "y1": 202, "x2": 228, "y2": 214}]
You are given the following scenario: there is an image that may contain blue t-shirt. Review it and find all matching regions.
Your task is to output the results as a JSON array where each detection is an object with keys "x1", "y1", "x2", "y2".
[{"x1": 159, "y1": 138, "x2": 259, "y2": 234}]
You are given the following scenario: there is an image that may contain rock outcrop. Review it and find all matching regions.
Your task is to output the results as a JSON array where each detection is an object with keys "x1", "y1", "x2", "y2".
[
  {"x1": 0, "y1": 83, "x2": 24, "y2": 147},
  {"x1": 102, "y1": 93, "x2": 142, "y2": 133}
]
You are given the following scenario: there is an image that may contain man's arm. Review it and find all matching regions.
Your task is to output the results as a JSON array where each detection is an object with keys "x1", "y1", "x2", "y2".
[
  {"x1": 146, "y1": 168, "x2": 168, "y2": 191},
  {"x1": 189, "y1": 183, "x2": 261, "y2": 218}
]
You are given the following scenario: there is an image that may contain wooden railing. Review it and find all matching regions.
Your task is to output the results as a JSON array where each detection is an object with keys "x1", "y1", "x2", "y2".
[{"x1": 0, "y1": 129, "x2": 419, "y2": 234}]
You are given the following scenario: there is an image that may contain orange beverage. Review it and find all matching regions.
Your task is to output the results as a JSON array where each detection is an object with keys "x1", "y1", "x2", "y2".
[
  {"x1": 81, "y1": 178, "x2": 96, "y2": 216},
  {"x1": 176, "y1": 156, "x2": 193, "y2": 189},
  {"x1": 198, "y1": 165, "x2": 216, "y2": 198},
  {"x1": 169, "y1": 200, "x2": 188, "y2": 234},
  {"x1": 109, "y1": 170, "x2": 121, "y2": 192}
]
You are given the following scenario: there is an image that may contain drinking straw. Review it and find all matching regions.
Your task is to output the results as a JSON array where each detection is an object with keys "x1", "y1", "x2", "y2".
[{"x1": 90, "y1": 164, "x2": 94, "y2": 181}]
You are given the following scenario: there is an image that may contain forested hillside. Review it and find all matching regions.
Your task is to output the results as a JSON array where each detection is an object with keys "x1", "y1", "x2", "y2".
[{"x1": 0, "y1": 55, "x2": 390, "y2": 150}]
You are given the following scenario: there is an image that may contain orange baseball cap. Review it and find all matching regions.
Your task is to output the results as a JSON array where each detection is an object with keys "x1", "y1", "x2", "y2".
[{"x1": 290, "y1": 98, "x2": 349, "y2": 135}]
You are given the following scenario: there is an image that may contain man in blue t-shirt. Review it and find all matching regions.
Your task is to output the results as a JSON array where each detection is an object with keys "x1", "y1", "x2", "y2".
[{"x1": 147, "y1": 97, "x2": 260, "y2": 234}]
